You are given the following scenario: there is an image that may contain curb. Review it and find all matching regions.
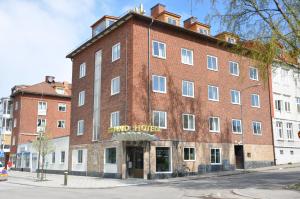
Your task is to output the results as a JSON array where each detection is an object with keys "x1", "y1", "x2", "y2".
[{"x1": 231, "y1": 190, "x2": 261, "y2": 199}]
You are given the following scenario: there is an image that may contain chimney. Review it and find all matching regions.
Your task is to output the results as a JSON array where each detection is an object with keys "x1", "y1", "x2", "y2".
[
  {"x1": 151, "y1": 3, "x2": 166, "y2": 18},
  {"x1": 45, "y1": 76, "x2": 55, "y2": 83},
  {"x1": 184, "y1": 17, "x2": 198, "y2": 28}
]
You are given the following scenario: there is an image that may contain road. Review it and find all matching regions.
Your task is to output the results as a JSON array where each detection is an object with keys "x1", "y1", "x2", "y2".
[{"x1": 0, "y1": 167, "x2": 300, "y2": 199}]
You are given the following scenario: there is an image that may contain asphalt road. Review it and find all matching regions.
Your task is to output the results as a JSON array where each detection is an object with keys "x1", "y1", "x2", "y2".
[{"x1": 1, "y1": 167, "x2": 300, "y2": 199}]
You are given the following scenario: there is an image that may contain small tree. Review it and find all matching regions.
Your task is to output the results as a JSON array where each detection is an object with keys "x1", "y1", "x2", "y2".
[{"x1": 32, "y1": 134, "x2": 54, "y2": 181}]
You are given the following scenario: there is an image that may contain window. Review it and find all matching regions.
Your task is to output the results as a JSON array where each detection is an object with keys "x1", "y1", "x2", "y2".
[
  {"x1": 77, "y1": 150, "x2": 83, "y2": 163},
  {"x1": 276, "y1": 121, "x2": 283, "y2": 139},
  {"x1": 52, "y1": 152, "x2": 55, "y2": 163},
  {"x1": 79, "y1": 62, "x2": 86, "y2": 78},
  {"x1": 78, "y1": 91, "x2": 85, "y2": 106},
  {"x1": 290, "y1": 150, "x2": 294, "y2": 155},
  {"x1": 15, "y1": 101, "x2": 18, "y2": 111},
  {"x1": 105, "y1": 148, "x2": 116, "y2": 164},
  {"x1": 112, "y1": 42, "x2": 120, "y2": 62},
  {"x1": 199, "y1": 28, "x2": 208, "y2": 35},
  {"x1": 183, "y1": 114, "x2": 195, "y2": 131},
  {"x1": 167, "y1": 17, "x2": 176, "y2": 25},
  {"x1": 286, "y1": 123, "x2": 293, "y2": 140},
  {"x1": 275, "y1": 100, "x2": 283, "y2": 111},
  {"x1": 152, "y1": 75, "x2": 167, "y2": 93},
  {"x1": 153, "y1": 111, "x2": 167, "y2": 129},
  {"x1": 285, "y1": 101, "x2": 291, "y2": 112},
  {"x1": 296, "y1": 97, "x2": 300, "y2": 113},
  {"x1": 58, "y1": 103, "x2": 66, "y2": 112},
  {"x1": 229, "y1": 61, "x2": 239, "y2": 76},
  {"x1": 252, "y1": 121, "x2": 262, "y2": 135},
  {"x1": 37, "y1": 118, "x2": 46, "y2": 132},
  {"x1": 281, "y1": 68, "x2": 289, "y2": 80},
  {"x1": 55, "y1": 88, "x2": 65, "y2": 95},
  {"x1": 152, "y1": 40, "x2": 166, "y2": 59},
  {"x1": 184, "y1": 147, "x2": 195, "y2": 161},
  {"x1": 156, "y1": 147, "x2": 171, "y2": 172},
  {"x1": 77, "y1": 120, "x2": 84, "y2": 135},
  {"x1": 110, "y1": 111, "x2": 120, "y2": 127},
  {"x1": 61, "y1": 151, "x2": 65, "y2": 163},
  {"x1": 208, "y1": 85, "x2": 219, "y2": 101},
  {"x1": 209, "y1": 117, "x2": 220, "y2": 133},
  {"x1": 251, "y1": 94, "x2": 260, "y2": 108},
  {"x1": 13, "y1": 118, "x2": 17, "y2": 128},
  {"x1": 182, "y1": 80, "x2": 194, "y2": 97},
  {"x1": 207, "y1": 55, "x2": 218, "y2": 71},
  {"x1": 250, "y1": 67, "x2": 259, "y2": 80},
  {"x1": 231, "y1": 90, "x2": 240, "y2": 104},
  {"x1": 111, "y1": 76, "x2": 120, "y2": 95},
  {"x1": 38, "y1": 101, "x2": 47, "y2": 115},
  {"x1": 227, "y1": 37, "x2": 236, "y2": 44},
  {"x1": 57, "y1": 120, "x2": 65, "y2": 128},
  {"x1": 280, "y1": 150, "x2": 284, "y2": 155},
  {"x1": 232, "y1": 119, "x2": 242, "y2": 133},
  {"x1": 211, "y1": 148, "x2": 221, "y2": 164},
  {"x1": 181, "y1": 48, "x2": 193, "y2": 65}
]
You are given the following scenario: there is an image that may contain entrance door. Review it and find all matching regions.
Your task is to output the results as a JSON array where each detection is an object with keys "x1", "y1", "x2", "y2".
[
  {"x1": 126, "y1": 147, "x2": 144, "y2": 178},
  {"x1": 234, "y1": 145, "x2": 244, "y2": 169}
]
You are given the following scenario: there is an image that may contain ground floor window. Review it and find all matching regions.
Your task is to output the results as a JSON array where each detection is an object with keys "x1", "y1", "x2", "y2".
[
  {"x1": 105, "y1": 148, "x2": 116, "y2": 164},
  {"x1": 25, "y1": 154, "x2": 30, "y2": 167},
  {"x1": 61, "y1": 151, "x2": 65, "y2": 163},
  {"x1": 184, "y1": 147, "x2": 195, "y2": 161},
  {"x1": 156, "y1": 147, "x2": 171, "y2": 172},
  {"x1": 211, "y1": 148, "x2": 221, "y2": 164}
]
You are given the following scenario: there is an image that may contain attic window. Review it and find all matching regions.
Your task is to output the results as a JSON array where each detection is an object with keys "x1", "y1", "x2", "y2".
[
  {"x1": 107, "y1": 19, "x2": 115, "y2": 27},
  {"x1": 56, "y1": 87, "x2": 65, "y2": 95},
  {"x1": 199, "y1": 28, "x2": 209, "y2": 35},
  {"x1": 227, "y1": 37, "x2": 236, "y2": 44},
  {"x1": 167, "y1": 17, "x2": 177, "y2": 25}
]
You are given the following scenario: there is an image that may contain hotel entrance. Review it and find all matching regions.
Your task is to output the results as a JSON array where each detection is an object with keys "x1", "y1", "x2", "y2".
[{"x1": 126, "y1": 147, "x2": 144, "y2": 178}]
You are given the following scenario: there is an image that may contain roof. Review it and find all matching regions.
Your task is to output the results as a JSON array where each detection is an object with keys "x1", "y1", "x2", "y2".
[
  {"x1": 157, "y1": 10, "x2": 181, "y2": 18},
  {"x1": 11, "y1": 81, "x2": 72, "y2": 98}
]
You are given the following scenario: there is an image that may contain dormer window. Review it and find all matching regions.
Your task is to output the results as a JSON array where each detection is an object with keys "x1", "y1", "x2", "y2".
[
  {"x1": 91, "y1": 16, "x2": 118, "y2": 37},
  {"x1": 107, "y1": 19, "x2": 115, "y2": 27},
  {"x1": 227, "y1": 37, "x2": 236, "y2": 44},
  {"x1": 56, "y1": 87, "x2": 65, "y2": 95},
  {"x1": 199, "y1": 28, "x2": 209, "y2": 35},
  {"x1": 167, "y1": 17, "x2": 177, "y2": 25}
]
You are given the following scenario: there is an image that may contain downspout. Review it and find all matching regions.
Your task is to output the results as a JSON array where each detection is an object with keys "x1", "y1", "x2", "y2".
[{"x1": 147, "y1": 18, "x2": 154, "y2": 179}]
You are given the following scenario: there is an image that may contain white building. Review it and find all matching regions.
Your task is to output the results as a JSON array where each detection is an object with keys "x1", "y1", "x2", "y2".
[
  {"x1": 16, "y1": 136, "x2": 69, "y2": 173},
  {"x1": 272, "y1": 61, "x2": 300, "y2": 164},
  {"x1": 0, "y1": 97, "x2": 13, "y2": 153}
]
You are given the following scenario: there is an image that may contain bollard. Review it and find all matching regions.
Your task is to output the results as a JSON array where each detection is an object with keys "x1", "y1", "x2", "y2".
[{"x1": 64, "y1": 171, "x2": 68, "y2": 186}]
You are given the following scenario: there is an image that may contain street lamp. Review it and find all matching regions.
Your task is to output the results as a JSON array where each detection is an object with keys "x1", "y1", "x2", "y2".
[
  {"x1": 240, "y1": 83, "x2": 261, "y2": 171},
  {"x1": 36, "y1": 128, "x2": 45, "y2": 179}
]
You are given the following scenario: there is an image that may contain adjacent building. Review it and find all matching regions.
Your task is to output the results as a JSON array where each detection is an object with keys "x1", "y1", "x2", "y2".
[
  {"x1": 271, "y1": 55, "x2": 300, "y2": 164},
  {"x1": 0, "y1": 97, "x2": 13, "y2": 165},
  {"x1": 10, "y1": 76, "x2": 71, "y2": 173},
  {"x1": 66, "y1": 3, "x2": 275, "y2": 179}
]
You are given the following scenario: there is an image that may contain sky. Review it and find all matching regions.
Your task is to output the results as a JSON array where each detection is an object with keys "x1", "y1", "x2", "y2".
[{"x1": 0, "y1": 0, "x2": 222, "y2": 97}]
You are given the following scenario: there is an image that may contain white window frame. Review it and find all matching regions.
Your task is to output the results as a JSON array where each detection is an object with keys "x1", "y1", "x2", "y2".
[
  {"x1": 152, "y1": 75, "x2": 167, "y2": 94},
  {"x1": 250, "y1": 67, "x2": 259, "y2": 81},
  {"x1": 286, "y1": 122, "x2": 294, "y2": 140},
  {"x1": 77, "y1": 120, "x2": 84, "y2": 136},
  {"x1": 284, "y1": 101, "x2": 291, "y2": 112},
  {"x1": 276, "y1": 121, "x2": 284, "y2": 140},
  {"x1": 210, "y1": 148, "x2": 222, "y2": 165},
  {"x1": 229, "y1": 61, "x2": 239, "y2": 76},
  {"x1": 232, "y1": 119, "x2": 242, "y2": 134},
  {"x1": 110, "y1": 111, "x2": 120, "y2": 127},
  {"x1": 182, "y1": 114, "x2": 195, "y2": 131},
  {"x1": 182, "y1": 80, "x2": 194, "y2": 98},
  {"x1": 79, "y1": 62, "x2": 86, "y2": 78},
  {"x1": 78, "y1": 91, "x2": 85, "y2": 107},
  {"x1": 152, "y1": 40, "x2": 166, "y2": 59},
  {"x1": 38, "y1": 101, "x2": 47, "y2": 115},
  {"x1": 181, "y1": 48, "x2": 194, "y2": 65},
  {"x1": 112, "y1": 42, "x2": 120, "y2": 62},
  {"x1": 183, "y1": 147, "x2": 196, "y2": 161},
  {"x1": 251, "y1": 94, "x2": 260, "y2": 108},
  {"x1": 152, "y1": 111, "x2": 167, "y2": 129},
  {"x1": 111, "y1": 76, "x2": 120, "y2": 95},
  {"x1": 57, "y1": 120, "x2": 66, "y2": 129},
  {"x1": 207, "y1": 55, "x2": 218, "y2": 71},
  {"x1": 296, "y1": 97, "x2": 300, "y2": 113},
  {"x1": 275, "y1": 99, "x2": 283, "y2": 111},
  {"x1": 252, "y1": 121, "x2": 262, "y2": 135},
  {"x1": 58, "y1": 103, "x2": 66, "y2": 112},
  {"x1": 37, "y1": 118, "x2": 46, "y2": 132},
  {"x1": 208, "y1": 85, "x2": 219, "y2": 101},
  {"x1": 167, "y1": 17, "x2": 177, "y2": 25},
  {"x1": 209, "y1": 117, "x2": 220, "y2": 133},
  {"x1": 230, "y1": 89, "x2": 240, "y2": 105}
]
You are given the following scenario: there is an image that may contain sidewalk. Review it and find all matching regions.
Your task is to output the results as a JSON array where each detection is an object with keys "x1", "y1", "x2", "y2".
[{"x1": 6, "y1": 163, "x2": 300, "y2": 189}]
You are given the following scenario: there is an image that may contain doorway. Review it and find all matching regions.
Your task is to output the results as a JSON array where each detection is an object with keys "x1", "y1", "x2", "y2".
[
  {"x1": 234, "y1": 145, "x2": 244, "y2": 169},
  {"x1": 126, "y1": 147, "x2": 144, "y2": 178}
]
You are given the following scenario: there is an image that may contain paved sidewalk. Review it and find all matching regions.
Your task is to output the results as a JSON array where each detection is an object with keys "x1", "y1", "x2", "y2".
[{"x1": 6, "y1": 163, "x2": 300, "y2": 189}]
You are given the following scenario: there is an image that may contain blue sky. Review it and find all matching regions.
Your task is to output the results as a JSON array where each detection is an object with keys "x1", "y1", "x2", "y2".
[{"x1": 0, "y1": 0, "x2": 223, "y2": 97}]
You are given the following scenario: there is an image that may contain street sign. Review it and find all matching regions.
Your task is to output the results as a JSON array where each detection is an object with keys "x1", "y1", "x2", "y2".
[{"x1": 0, "y1": 151, "x2": 4, "y2": 158}]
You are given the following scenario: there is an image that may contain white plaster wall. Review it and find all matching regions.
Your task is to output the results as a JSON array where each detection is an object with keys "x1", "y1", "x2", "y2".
[{"x1": 71, "y1": 148, "x2": 87, "y2": 172}]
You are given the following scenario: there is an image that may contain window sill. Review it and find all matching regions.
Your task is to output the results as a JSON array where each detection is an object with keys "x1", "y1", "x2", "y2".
[
  {"x1": 210, "y1": 163, "x2": 222, "y2": 165},
  {"x1": 207, "y1": 68, "x2": 219, "y2": 72},
  {"x1": 232, "y1": 132, "x2": 242, "y2": 134},
  {"x1": 111, "y1": 92, "x2": 120, "y2": 96},
  {"x1": 152, "y1": 55, "x2": 166, "y2": 60},
  {"x1": 210, "y1": 131, "x2": 220, "y2": 133},
  {"x1": 182, "y1": 95, "x2": 195, "y2": 98},
  {"x1": 153, "y1": 90, "x2": 167, "y2": 94},
  {"x1": 183, "y1": 129, "x2": 195, "y2": 132}
]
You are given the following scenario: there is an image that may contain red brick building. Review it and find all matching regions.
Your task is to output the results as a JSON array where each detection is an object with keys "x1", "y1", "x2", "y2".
[
  {"x1": 10, "y1": 76, "x2": 71, "y2": 172},
  {"x1": 67, "y1": 4, "x2": 274, "y2": 179}
]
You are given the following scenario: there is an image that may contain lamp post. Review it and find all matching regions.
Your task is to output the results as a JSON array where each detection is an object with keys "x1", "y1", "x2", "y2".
[
  {"x1": 36, "y1": 128, "x2": 45, "y2": 179},
  {"x1": 240, "y1": 83, "x2": 261, "y2": 171}
]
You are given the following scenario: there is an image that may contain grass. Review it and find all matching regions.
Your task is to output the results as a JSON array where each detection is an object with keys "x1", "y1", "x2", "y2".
[{"x1": 287, "y1": 183, "x2": 300, "y2": 191}]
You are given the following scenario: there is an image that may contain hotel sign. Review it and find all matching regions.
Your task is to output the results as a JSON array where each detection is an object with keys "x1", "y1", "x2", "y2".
[{"x1": 108, "y1": 125, "x2": 161, "y2": 133}]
